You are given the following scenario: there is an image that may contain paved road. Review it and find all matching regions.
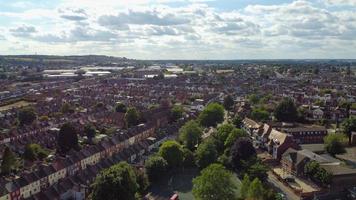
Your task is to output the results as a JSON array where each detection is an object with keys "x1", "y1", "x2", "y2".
[{"x1": 267, "y1": 171, "x2": 300, "y2": 200}]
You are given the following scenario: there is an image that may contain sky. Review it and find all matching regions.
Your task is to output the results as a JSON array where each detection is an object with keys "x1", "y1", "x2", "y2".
[{"x1": 0, "y1": 0, "x2": 355, "y2": 59}]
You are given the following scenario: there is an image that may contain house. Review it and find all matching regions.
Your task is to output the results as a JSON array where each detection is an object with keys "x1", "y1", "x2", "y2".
[
  {"x1": 267, "y1": 129, "x2": 299, "y2": 159},
  {"x1": 281, "y1": 126, "x2": 327, "y2": 144},
  {"x1": 281, "y1": 148, "x2": 338, "y2": 176}
]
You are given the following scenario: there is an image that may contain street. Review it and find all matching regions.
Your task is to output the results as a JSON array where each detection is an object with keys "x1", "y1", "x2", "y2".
[{"x1": 267, "y1": 171, "x2": 300, "y2": 200}]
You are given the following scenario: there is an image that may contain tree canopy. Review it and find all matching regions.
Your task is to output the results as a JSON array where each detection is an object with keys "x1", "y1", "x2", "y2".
[
  {"x1": 125, "y1": 107, "x2": 140, "y2": 128},
  {"x1": 170, "y1": 105, "x2": 184, "y2": 122},
  {"x1": 179, "y1": 120, "x2": 203, "y2": 151},
  {"x1": 324, "y1": 133, "x2": 347, "y2": 156},
  {"x1": 230, "y1": 138, "x2": 256, "y2": 169},
  {"x1": 23, "y1": 143, "x2": 49, "y2": 161},
  {"x1": 216, "y1": 123, "x2": 235, "y2": 145},
  {"x1": 341, "y1": 117, "x2": 356, "y2": 145},
  {"x1": 18, "y1": 107, "x2": 37, "y2": 125},
  {"x1": 115, "y1": 102, "x2": 127, "y2": 113},
  {"x1": 195, "y1": 140, "x2": 218, "y2": 169},
  {"x1": 274, "y1": 98, "x2": 298, "y2": 122},
  {"x1": 199, "y1": 103, "x2": 224, "y2": 127},
  {"x1": 159, "y1": 140, "x2": 184, "y2": 168},
  {"x1": 91, "y1": 162, "x2": 138, "y2": 200},
  {"x1": 251, "y1": 108, "x2": 270, "y2": 122},
  {"x1": 84, "y1": 124, "x2": 97, "y2": 141},
  {"x1": 304, "y1": 161, "x2": 332, "y2": 186},
  {"x1": 1, "y1": 147, "x2": 18, "y2": 174},
  {"x1": 192, "y1": 164, "x2": 238, "y2": 200},
  {"x1": 144, "y1": 156, "x2": 168, "y2": 182},
  {"x1": 57, "y1": 123, "x2": 79, "y2": 154},
  {"x1": 223, "y1": 95, "x2": 234, "y2": 111}
]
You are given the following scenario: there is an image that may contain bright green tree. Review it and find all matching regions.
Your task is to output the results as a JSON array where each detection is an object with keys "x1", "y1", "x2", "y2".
[
  {"x1": 324, "y1": 133, "x2": 347, "y2": 156},
  {"x1": 159, "y1": 141, "x2": 183, "y2": 168},
  {"x1": 192, "y1": 164, "x2": 238, "y2": 200},
  {"x1": 341, "y1": 117, "x2": 356, "y2": 145},
  {"x1": 179, "y1": 120, "x2": 203, "y2": 150},
  {"x1": 199, "y1": 103, "x2": 224, "y2": 127},
  {"x1": 247, "y1": 178, "x2": 264, "y2": 200},
  {"x1": 91, "y1": 162, "x2": 138, "y2": 200},
  {"x1": 195, "y1": 140, "x2": 218, "y2": 169}
]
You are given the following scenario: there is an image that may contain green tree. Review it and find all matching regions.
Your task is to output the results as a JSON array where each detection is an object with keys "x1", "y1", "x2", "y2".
[
  {"x1": 324, "y1": 133, "x2": 347, "y2": 156},
  {"x1": 84, "y1": 124, "x2": 97, "y2": 143},
  {"x1": 23, "y1": 143, "x2": 49, "y2": 161},
  {"x1": 135, "y1": 169, "x2": 149, "y2": 195},
  {"x1": 224, "y1": 128, "x2": 247, "y2": 149},
  {"x1": 182, "y1": 148, "x2": 196, "y2": 168},
  {"x1": 248, "y1": 178, "x2": 264, "y2": 200},
  {"x1": 216, "y1": 123, "x2": 235, "y2": 145},
  {"x1": 251, "y1": 108, "x2": 270, "y2": 122},
  {"x1": 274, "y1": 98, "x2": 298, "y2": 122},
  {"x1": 248, "y1": 94, "x2": 260, "y2": 105},
  {"x1": 199, "y1": 103, "x2": 224, "y2": 127},
  {"x1": 179, "y1": 120, "x2": 203, "y2": 151},
  {"x1": 341, "y1": 117, "x2": 356, "y2": 145},
  {"x1": 170, "y1": 105, "x2": 184, "y2": 122},
  {"x1": 195, "y1": 140, "x2": 218, "y2": 169},
  {"x1": 240, "y1": 174, "x2": 251, "y2": 199},
  {"x1": 246, "y1": 161, "x2": 268, "y2": 182},
  {"x1": 57, "y1": 123, "x2": 79, "y2": 154},
  {"x1": 125, "y1": 107, "x2": 140, "y2": 128},
  {"x1": 232, "y1": 115, "x2": 242, "y2": 128},
  {"x1": 91, "y1": 162, "x2": 138, "y2": 200},
  {"x1": 304, "y1": 161, "x2": 332, "y2": 186},
  {"x1": 18, "y1": 107, "x2": 37, "y2": 125},
  {"x1": 223, "y1": 95, "x2": 234, "y2": 111},
  {"x1": 144, "y1": 156, "x2": 168, "y2": 182},
  {"x1": 159, "y1": 141, "x2": 183, "y2": 168},
  {"x1": 231, "y1": 138, "x2": 256, "y2": 170},
  {"x1": 192, "y1": 164, "x2": 238, "y2": 200},
  {"x1": 115, "y1": 102, "x2": 127, "y2": 113},
  {"x1": 1, "y1": 147, "x2": 17, "y2": 174}
]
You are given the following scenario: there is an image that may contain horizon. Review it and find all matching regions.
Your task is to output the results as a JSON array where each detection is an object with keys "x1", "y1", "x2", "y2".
[{"x1": 0, "y1": 0, "x2": 355, "y2": 59}]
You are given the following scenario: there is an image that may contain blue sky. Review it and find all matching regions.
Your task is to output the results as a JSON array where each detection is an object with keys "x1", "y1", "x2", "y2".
[{"x1": 0, "y1": 0, "x2": 355, "y2": 59}]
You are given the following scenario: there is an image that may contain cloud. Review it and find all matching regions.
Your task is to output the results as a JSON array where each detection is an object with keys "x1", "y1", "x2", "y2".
[
  {"x1": 98, "y1": 9, "x2": 191, "y2": 29},
  {"x1": 59, "y1": 8, "x2": 88, "y2": 21},
  {"x1": 10, "y1": 25, "x2": 37, "y2": 37}
]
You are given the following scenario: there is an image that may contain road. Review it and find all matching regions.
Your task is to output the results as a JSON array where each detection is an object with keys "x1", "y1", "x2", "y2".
[{"x1": 267, "y1": 171, "x2": 300, "y2": 200}]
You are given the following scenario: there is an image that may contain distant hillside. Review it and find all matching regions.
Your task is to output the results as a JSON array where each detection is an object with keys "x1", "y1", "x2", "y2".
[{"x1": 0, "y1": 55, "x2": 132, "y2": 68}]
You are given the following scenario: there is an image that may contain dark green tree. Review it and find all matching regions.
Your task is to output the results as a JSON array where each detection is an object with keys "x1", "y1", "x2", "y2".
[
  {"x1": 144, "y1": 156, "x2": 168, "y2": 182},
  {"x1": 230, "y1": 138, "x2": 256, "y2": 169},
  {"x1": 192, "y1": 164, "x2": 238, "y2": 200},
  {"x1": 341, "y1": 117, "x2": 356, "y2": 145},
  {"x1": 125, "y1": 107, "x2": 140, "y2": 128},
  {"x1": 224, "y1": 128, "x2": 247, "y2": 149},
  {"x1": 1, "y1": 147, "x2": 17, "y2": 174},
  {"x1": 232, "y1": 115, "x2": 242, "y2": 128},
  {"x1": 182, "y1": 147, "x2": 196, "y2": 168},
  {"x1": 179, "y1": 120, "x2": 203, "y2": 150},
  {"x1": 57, "y1": 123, "x2": 79, "y2": 154},
  {"x1": 223, "y1": 95, "x2": 234, "y2": 111},
  {"x1": 18, "y1": 107, "x2": 37, "y2": 125},
  {"x1": 274, "y1": 98, "x2": 298, "y2": 122},
  {"x1": 199, "y1": 103, "x2": 224, "y2": 127},
  {"x1": 195, "y1": 140, "x2": 218, "y2": 169},
  {"x1": 115, "y1": 102, "x2": 127, "y2": 113},
  {"x1": 84, "y1": 124, "x2": 97, "y2": 143},
  {"x1": 159, "y1": 141, "x2": 184, "y2": 168},
  {"x1": 91, "y1": 162, "x2": 138, "y2": 200}
]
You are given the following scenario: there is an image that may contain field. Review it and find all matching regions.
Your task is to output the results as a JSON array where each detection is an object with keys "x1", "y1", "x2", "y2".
[{"x1": 0, "y1": 100, "x2": 34, "y2": 112}]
